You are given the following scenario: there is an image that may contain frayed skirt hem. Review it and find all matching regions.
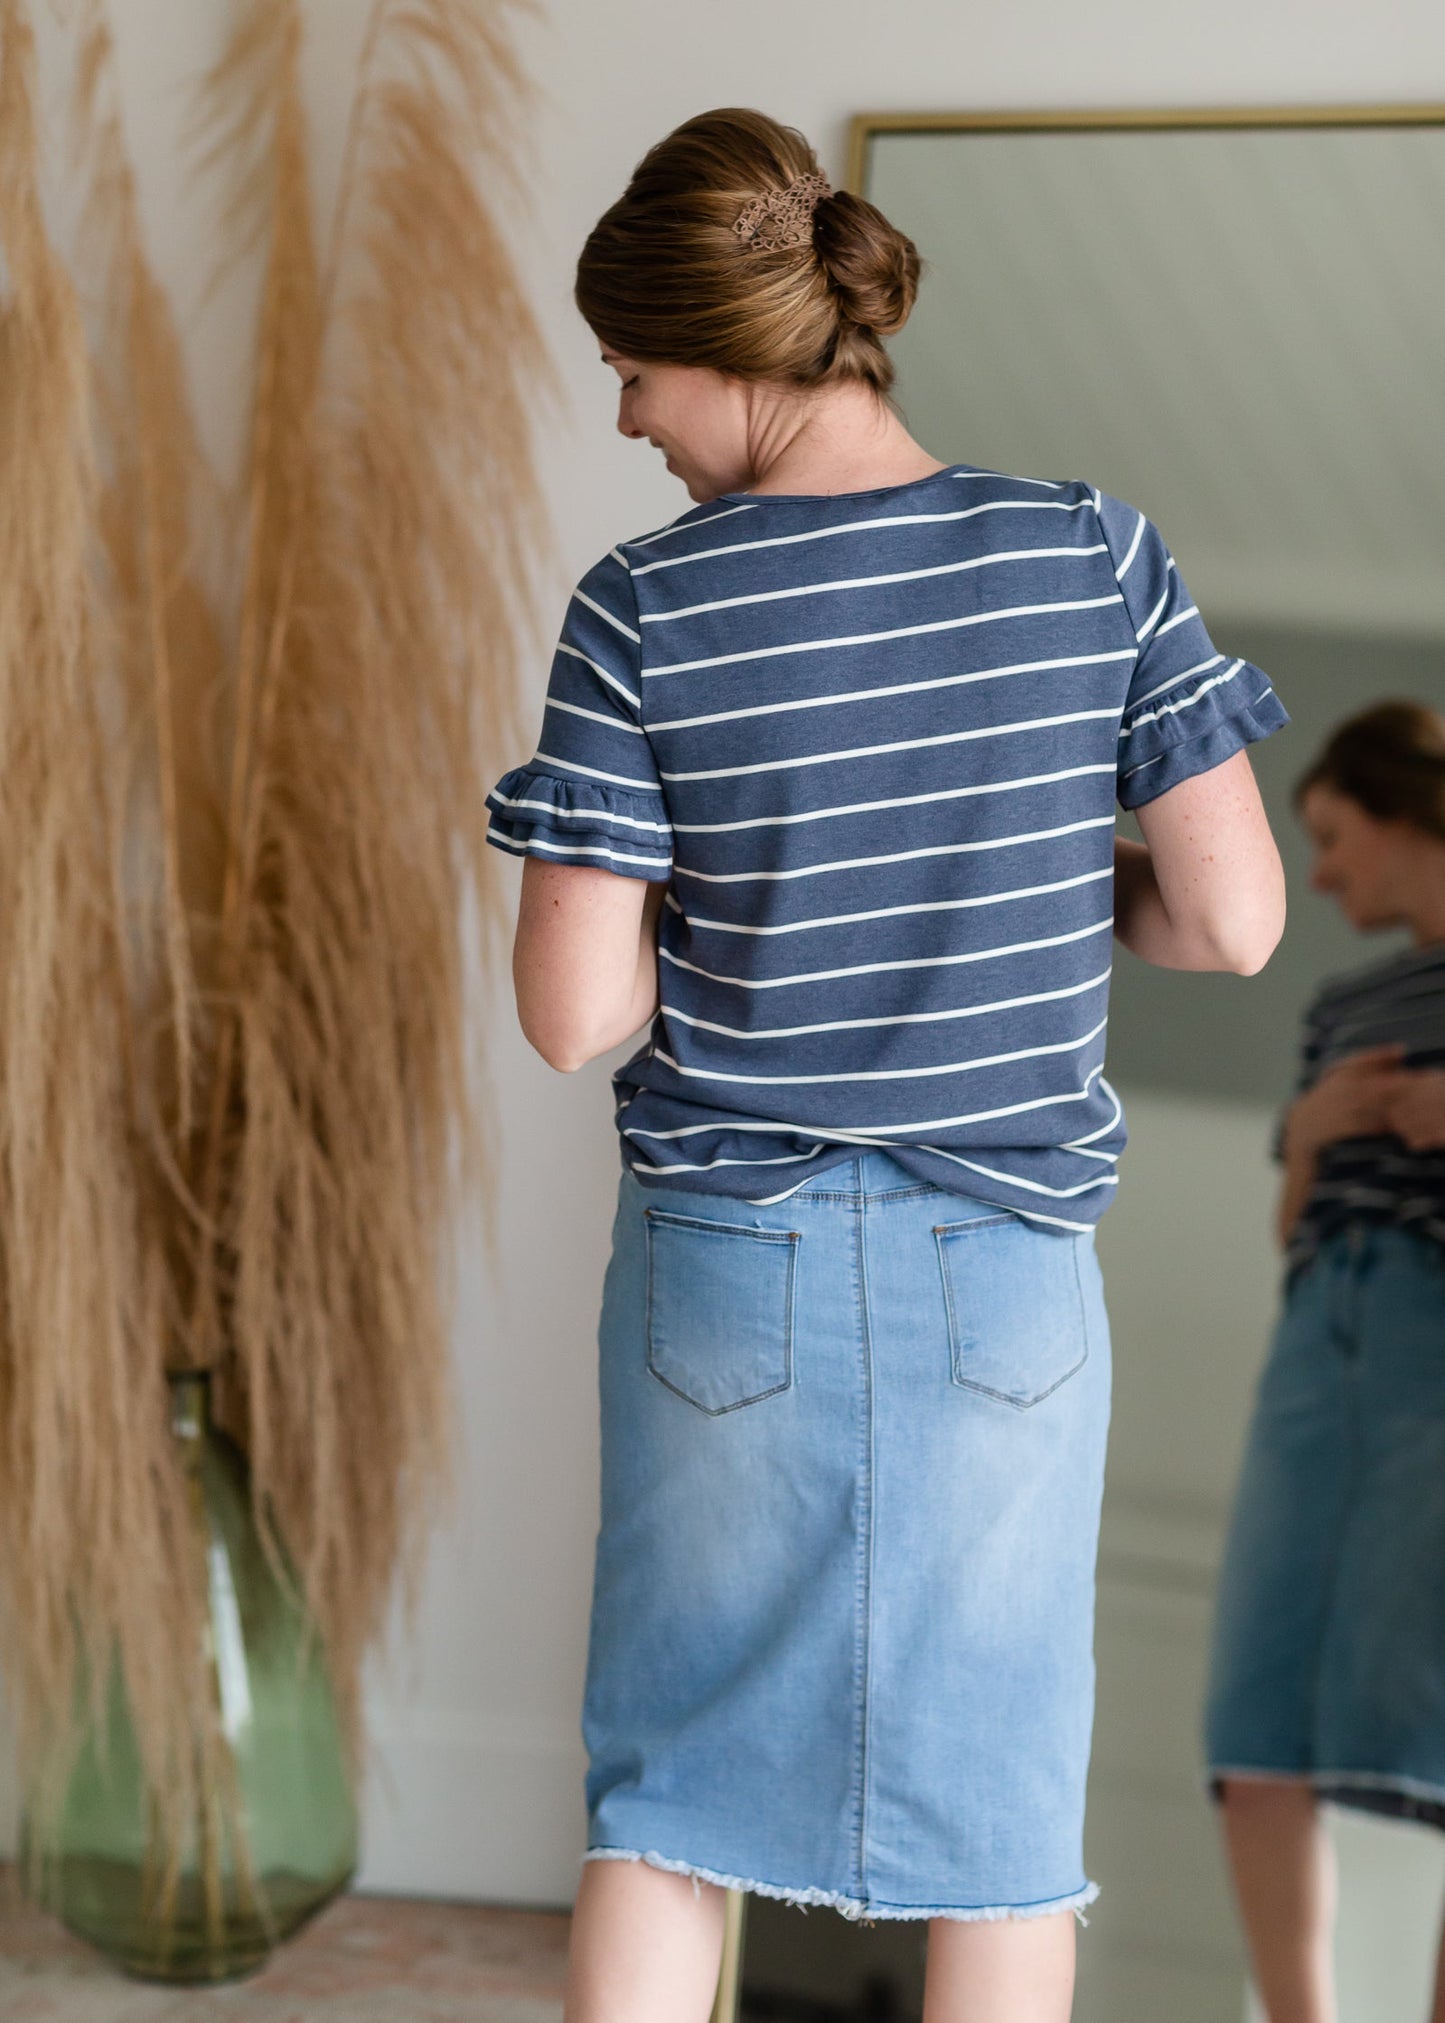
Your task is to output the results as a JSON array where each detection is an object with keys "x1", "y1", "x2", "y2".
[
  {"x1": 580, "y1": 1844, "x2": 1099, "y2": 1925},
  {"x1": 1207, "y1": 1762, "x2": 1445, "y2": 1831}
]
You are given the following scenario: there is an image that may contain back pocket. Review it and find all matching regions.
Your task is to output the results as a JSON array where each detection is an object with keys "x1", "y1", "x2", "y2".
[
  {"x1": 644, "y1": 1209, "x2": 798, "y2": 1415},
  {"x1": 933, "y1": 1214, "x2": 1088, "y2": 1408}
]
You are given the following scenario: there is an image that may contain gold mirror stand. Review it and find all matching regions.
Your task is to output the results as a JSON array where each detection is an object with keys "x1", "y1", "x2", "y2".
[{"x1": 708, "y1": 1887, "x2": 747, "y2": 2023}]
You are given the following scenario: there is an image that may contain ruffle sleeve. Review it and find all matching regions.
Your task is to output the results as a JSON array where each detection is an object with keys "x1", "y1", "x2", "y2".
[
  {"x1": 1096, "y1": 492, "x2": 1289, "y2": 810},
  {"x1": 1116, "y1": 662, "x2": 1290, "y2": 810},
  {"x1": 485, "y1": 764, "x2": 673, "y2": 881}
]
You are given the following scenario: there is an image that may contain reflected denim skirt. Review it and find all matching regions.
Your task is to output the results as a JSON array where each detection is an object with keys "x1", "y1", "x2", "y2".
[
  {"x1": 1205, "y1": 1225, "x2": 1445, "y2": 1829},
  {"x1": 579, "y1": 1150, "x2": 1113, "y2": 1922}
]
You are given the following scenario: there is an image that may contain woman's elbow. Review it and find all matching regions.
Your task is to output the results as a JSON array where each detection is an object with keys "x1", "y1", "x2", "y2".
[
  {"x1": 518, "y1": 989, "x2": 642, "y2": 1072},
  {"x1": 535, "y1": 1039, "x2": 590, "y2": 1074},
  {"x1": 1225, "y1": 932, "x2": 1280, "y2": 978},
  {"x1": 526, "y1": 1026, "x2": 597, "y2": 1075},
  {"x1": 1209, "y1": 892, "x2": 1288, "y2": 976},
  {"x1": 516, "y1": 997, "x2": 594, "y2": 1074}
]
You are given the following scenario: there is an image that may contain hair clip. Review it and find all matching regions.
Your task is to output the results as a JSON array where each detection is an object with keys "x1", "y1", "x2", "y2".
[{"x1": 733, "y1": 172, "x2": 832, "y2": 251}]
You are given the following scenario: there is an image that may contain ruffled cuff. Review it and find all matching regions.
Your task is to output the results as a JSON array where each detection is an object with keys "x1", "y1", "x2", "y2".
[
  {"x1": 1117, "y1": 663, "x2": 1289, "y2": 810},
  {"x1": 485, "y1": 765, "x2": 673, "y2": 881}
]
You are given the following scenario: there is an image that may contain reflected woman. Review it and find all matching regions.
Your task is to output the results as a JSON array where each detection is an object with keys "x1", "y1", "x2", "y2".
[
  {"x1": 488, "y1": 107, "x2": 1288, "y2": 2023},
  {"x1": 1207, "y1": 700, "x2": 1445, "y2": 2023}
]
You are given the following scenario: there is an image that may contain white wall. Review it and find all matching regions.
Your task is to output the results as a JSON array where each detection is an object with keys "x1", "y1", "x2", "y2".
[{"x1": 6, "y1": 1, "x2": 1445, "y2": 2012}]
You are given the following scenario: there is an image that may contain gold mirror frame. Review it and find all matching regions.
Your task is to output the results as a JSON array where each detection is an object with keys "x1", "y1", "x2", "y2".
[{"x1": 845, "y1": 102, "x2": 1445, "y2": 195}]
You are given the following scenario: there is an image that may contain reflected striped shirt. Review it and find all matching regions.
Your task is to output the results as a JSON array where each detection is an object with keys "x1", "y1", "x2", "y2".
[
  {"x1": 1282, "y1": 943, "x2": 1445, "y2": 1276},
  {"x1": 486, "y1": 462, "x2": 1288, "y2": 1228}
]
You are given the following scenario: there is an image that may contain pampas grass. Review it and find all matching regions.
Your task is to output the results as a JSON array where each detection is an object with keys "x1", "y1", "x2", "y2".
[{"x1": 0, "y1": 0, "x2": 552, "y2": 1890}]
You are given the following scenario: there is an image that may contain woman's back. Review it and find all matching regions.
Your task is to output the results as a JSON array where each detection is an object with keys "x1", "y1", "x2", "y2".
[{"x1": 487, "y1": 459, "x2": 1287, "y2": 1217}]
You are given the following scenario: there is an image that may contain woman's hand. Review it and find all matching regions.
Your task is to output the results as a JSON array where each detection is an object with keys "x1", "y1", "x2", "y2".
[
  {"x1": 1281, "y1": 1045, "x2": 1409, "y2": 1162},
  {"x1": 1275, "y1": 1044, "x2": 1408, "y2": 1247},
  {"x1": 1383, "y1": 1067, "x2": 1445, "y2": 1151}
]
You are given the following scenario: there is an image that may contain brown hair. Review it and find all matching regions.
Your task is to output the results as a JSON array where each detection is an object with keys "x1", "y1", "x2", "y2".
[
  {"x1": 1294, "y1": 698, "x2": 1445, "y2": 840},
  {"x1": 574, "y1": 108, "x2": 921, "y2": 395}
]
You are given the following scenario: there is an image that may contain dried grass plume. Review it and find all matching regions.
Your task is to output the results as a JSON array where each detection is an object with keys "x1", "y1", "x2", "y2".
[{"x1": 0, "y1": 0, "x2": 553, "y2": 1868}]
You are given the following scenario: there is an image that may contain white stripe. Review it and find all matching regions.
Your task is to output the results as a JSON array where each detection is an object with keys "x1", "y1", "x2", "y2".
[
  {"x1": 1119, "y1": 661, "x2": 1245, "y2": 738},
  {"x1": 922, "y1": 1132, "x2": 1117, "y2": 1189},
  {"x1": 649, "y1": 648, "x2": 1133, "y2": 734},
  {"x1": 677, "y1": 868, "x2": 1112, "y2": 937},
  {"x1": 488, "y1": 789, "x2": 670, "y2": 835},
  {"x1": 1115, "y1": 510, "x2": 1146, "y2": 582},
  {"x1": 659, "y1": 916, "x2": 1112, "y2": 991},
  {"x1": 671, "y1": 763, "x2": 1118, "y2": 835},
  {"x1": 624, "y1": 1119, "x2": 912, "y2": 1146},
  {"x1": 747, "y1": 1170, "x2": 877, "y2": 1204},
  {"x1": 634, "y1": 1147, "x2": 835, "y2": 1182},
  {"x1": 949, "y1": 472, "x2": 1069, "y2": 490},
  {"x1": 1154, "y1": 603, "x2": 1200, "y2": 639},
  {"x1": 627, "y1": 501, "x2": 758, "y2": 548},
  {"x1": 546, "y1": 698, "x2": 645, "y2": 735},
  {"x1": 1135, "y1": 561, "x2": 1178, "y2": 644},
  {"x1": 532, "y1": 749, "x2": 660, "y2": 791},
  {"x1": 573, "y1": 585, "x2": 640, "y2": 644},
  {"x1": 644, "y1": 597, "x2": 1125, "y2": 679},
  {"x1": 985, "y1": 1205, "x2": 1097, "y2": 1232},
  {"x1": 608, "y1": 547, "x2": 633, "y2": 573},
  {"x1": 660, "y1": 968, "x2": 1112, "y2": 1042},
  {"x1": 929, "y1": 1152, "x2": 1118, "y2": 1200},
  {"x1": 1125, "y1": 654, "x2": 1223, "y2": 713},
  {"x1": 650, "y1": 1015, "x2": 1110, "y2": 1088},
  {"x1": 488, "y1": 835, "x2": 669, "y2": 870},
  {"x1": 630, "y1": 497, "x2": 1099, "y2": 577},
  {"x1": 673, "y1": 815, "x2": 1116, "y2": 883},
  {"x1": 556, "y1": 642, "x2": 641, "y2": 711},
  {"x1": 621, "y1": 1064, "x2": 1108, "y2": 1139},
  {"x1": 639, "y1": 545, "x2": 1108, "y2": 623},
  {"x1": 1063, "y1": 1077, "x2": 1124, "y2": 1152},
  {"x1": 660, "y1": 706, "x2": 1119, "y2": 783}
]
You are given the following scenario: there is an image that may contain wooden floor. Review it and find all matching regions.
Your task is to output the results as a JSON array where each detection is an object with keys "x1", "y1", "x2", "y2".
[{"x1": 0, "y1": 1870, "x2": 571, "y2": 2020}]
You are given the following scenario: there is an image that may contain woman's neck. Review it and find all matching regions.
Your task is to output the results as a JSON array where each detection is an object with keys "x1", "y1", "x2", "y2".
[
  {"x1": 742, "y1": 380, "x2": 947, "y2": 497},
  {"x1": 1403, "y1": 839, "x2": 1445, "y2": 947}
]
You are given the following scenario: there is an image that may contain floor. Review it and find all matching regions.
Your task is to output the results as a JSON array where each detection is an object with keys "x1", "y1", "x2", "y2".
[{"x1": 0, "y1": 1870, "x2": 570, "y2": 2021}]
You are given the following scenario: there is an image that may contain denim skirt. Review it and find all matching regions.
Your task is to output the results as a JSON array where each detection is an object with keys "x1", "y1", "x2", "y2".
[
  {"x1": 1205, "y1": 1225, "x2": 1445, "y2": 1829},
  {"x1": 578, "y1": 1149, "x2": 1113, "y2": 1922}
]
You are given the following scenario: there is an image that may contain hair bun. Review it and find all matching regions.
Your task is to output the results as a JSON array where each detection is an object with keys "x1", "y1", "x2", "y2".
[
  {"x1": 575, "y1": 108, "x2": 920, "y2": 397},
  {"x1": 812, "y1": 188, "x2": 920, "y2": 336}
]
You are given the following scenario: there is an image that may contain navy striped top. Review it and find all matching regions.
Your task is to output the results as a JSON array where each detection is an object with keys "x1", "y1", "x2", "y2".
[
  {"x1": 1282, "y1": 943, "x2": 1445, "y2": 1276},
  {"x1": 486, "y1": 463, "x2": 1288, "y2": 1228}
]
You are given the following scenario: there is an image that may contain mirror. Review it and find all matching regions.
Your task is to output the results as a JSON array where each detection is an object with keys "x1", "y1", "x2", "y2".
[
  {"x1": 736, "y1": 108, "x2": 1445, "y2": 2023},
  {"x1": 861, "y1": 110, "x2": 1445, "y2": 1108}
]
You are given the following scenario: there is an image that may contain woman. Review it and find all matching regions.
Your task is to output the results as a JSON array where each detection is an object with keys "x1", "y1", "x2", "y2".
[
  {"x1": 487, "y1": 109, "x2": 1288, "y2": 2023},
  {"x1": 1206, "y1": 700, "x2": 1445, "y2": 2023}
]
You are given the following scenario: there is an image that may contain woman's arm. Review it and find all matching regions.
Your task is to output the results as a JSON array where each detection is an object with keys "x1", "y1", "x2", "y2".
[
  {"x1": 1114, "y1": 748, "x2": 1286, "y2": 974},
  {"x1": 512, "y1": 859, "x2": 666, "y2": 1073}
]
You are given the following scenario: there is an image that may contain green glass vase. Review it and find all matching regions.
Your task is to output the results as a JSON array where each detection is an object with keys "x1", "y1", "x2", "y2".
[{"x1": 25, "y1": 1370, "x2": 359, "y2": 1982}]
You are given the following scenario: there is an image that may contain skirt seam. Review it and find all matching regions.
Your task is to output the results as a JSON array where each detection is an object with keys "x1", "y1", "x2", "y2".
[{"x1": 854, "y1": 1186, "x2": 877, "y2": 1902}]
